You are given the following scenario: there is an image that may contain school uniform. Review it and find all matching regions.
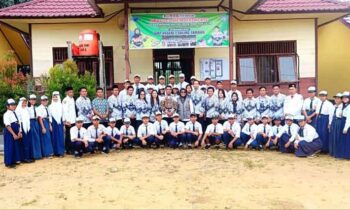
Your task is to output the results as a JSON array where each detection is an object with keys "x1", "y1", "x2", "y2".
[
  {"x1": 37, "y1": 104, "x2": 54, "y2": 157},
  {"x1": 153, "y1": 120, "x2": 169, "y2": 145},
  {"x1": 133, "y1": 83, "x2": 145, "y2": 96},
  {"x1": 185, "y1": 121, "x2": 203, "y2": 145},
  {"x1": 3, "y1": 110, "x2": 22, "y2": 166},
  {"x1": 200, "y1": 95, "x2": 219, "y2": 130},
  {"x1": 16, "y1": 104, "x2": 33, "y2": 161},
  {"x1": 137, "y1": 123, "x2": 158, "y2": 147},
  {"x1": 87, "y1": 124, "x2": 110, "y2": 153},
  {"x1": 105, "y1": 126, "x2": 121, "y2": 149},
  {"x1": 228, "y1": 100, "x2": 244, "y2": 123},
  {"x1": 276, "y1": 123, "x2": 299, "y2": 153},
  {"x1": 217, "y1": 98, "x2": 231, "y2": 123},
  {"x1": 250, "y1": 124, "x2": 272, "y2": 149},
  {"x1": 70, "y1": 126, "x2": 88, "y2": 157},
  {"x1": 149, "y1": 100, "x2": 161, "y2": 122},
  {"x1": 177, "y1": 81, "x2": 189, "y2": 90},
  {"x1": 205, "y1": 123, "x2": 224, "y2": 145},
  {"x1": 135, "y1": 99, "x2": 151, "y2": 127},
  {"x1": 283, "y1": 93, "x2": 303, "y2": 118},
  {"x1": 302, "y1": 97, "x2": 321, "y2": 127},
  {"x1": 177, "y1": 96, "x2": 194, "y2": 122},
  {"x1": 242, "y1": 98, "x2": 257, "y2": 121},
  {"x1": 329, "y1": 103, "x2": 343, "y2": 156},
  {"x1": 120, "y1": 125, "x2": 139, "y2": 147},
  {"x1": 28, "y1": 105, "x2": 42, "y2": 159},
  {"x1": 92, "y1": 97, "x2": 109, "y2": 125},
  {"x1": 337, "y1": 104, "x2": 350, "y2": 159},
  {"x1": 267, "y1": 125, "x2": 283, "y2": 149},
  {"x1": 62, "y1": 95, "x2": 77, "y2": 153},
  {"x1": 256, "y1": 96, "x2": 271, "y2": 120},
  {"x1": 122, "y1": 95, "x2": 137, "y2": 127},
  {"x1": 108, "y1": 94, "x2": 123, "y2": 128},
  {"x1": 270, "y1": 93, "x2": 286, "y2": 120},
  {"x1": 160, "y1": 95, "x2": 177, "y2": 124},
  {"x1": 191, "y1": 88, "x2": 205, "y2": 125},
  {"x1": 240, "y1": 123, "x2": 258, "y2": 145},
  {"x1": 295, "y1": 124, "x2": 323, "y2": 157},
  {"x1": 49, "y1": 101, "x2": 65, "y2": 156},
  {"x1": 76, "y1": 96, "x2": 93, "y2": 127},
  {"x1": 227, "y1": 89, "x2": 243, "y2": 101},
  {"x1": 168, "y1": 121, "x2": 186, "y2": 148},
  {"x1": 315, "y1": 100, "x2": 334, "y2": 153},
  {"x1": 156, "y1": 84, "x2": 166, "y2": 92},
  {"x1": 222, "y1": 121, "x2": 242, "y2": 147}
]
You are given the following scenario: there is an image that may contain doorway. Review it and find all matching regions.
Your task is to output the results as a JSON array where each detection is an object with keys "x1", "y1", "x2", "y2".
[{"x1": 153, "y1": 48, "x2": 194, "y2": 84}]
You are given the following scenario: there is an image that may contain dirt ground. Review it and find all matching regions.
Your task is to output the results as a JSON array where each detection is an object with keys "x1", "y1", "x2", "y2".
[{"x1": 1, "y1": 149, "x2": 350, "y2": 209}]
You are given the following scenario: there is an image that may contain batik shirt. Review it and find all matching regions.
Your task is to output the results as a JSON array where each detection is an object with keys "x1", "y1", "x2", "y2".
[
  {"x1": 76, "y1": 96, "x2": 93, "y2": 124},
  {"x1": 191, "y1": 89, "x2": 205, "y2": 115},
  {"x1": 242, "y1": 97, "x2": 257, "y2": 120},
  {"x1": 108, "y1": 94, "x2": 123, "y2": 120},
  {"x1": 122, "y1": 95, "x2": 137, "y2": 119},
  {"x1": 270, "y1": 93, "x2": 286, "y2": 120},
  {"x1": 228, "y1": 100, "x2": 244, "y2": 122},
  {"x1": 135, "y1": 99, "x2": 151, "y2": 121},
  {"x1": 217, "y1": 98, "x2": 231, "y2": 120},
  {"x1": 256, "y1": 95, "x2": 271, "y2": 119},
  {"x1": 200, "y1": 95, "x2": 219, "y2": 118}
]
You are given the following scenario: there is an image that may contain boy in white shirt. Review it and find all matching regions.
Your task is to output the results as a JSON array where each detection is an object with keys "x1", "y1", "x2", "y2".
[
  {"x1": 153, "y1": 111, "x2": 169, "y2": 147},
  {"x1": 240, "y1": 116, "x2": 257, "y2": 148},
  {"x1": 275, "y1": 116, "x2": 299, "y2": 153},
  {"x1": 185, "y1": 113, "x2": 203, "y2": 149},
  {"x1": 265, "y1": 117, "x2": 283, "y2": 149},
  {"x1": 168, "y1": 113, "x2": 186, "y2": 148},
  {"x1": 137, "y1": 115, "x2": 157, "y2": 148},
  {"x1": 203, "y1": 116, "x2": 224, "y2": 149},
  {"x1": 120, "y1": 118, "x2": 138, "y2": 149},
  {"x1": 70, "y1": 117, "x2": 88, "y2": 158},
  {"x1": 222, "y1": 114, "x2": 242, "y2": 149},
  {"x1": 87, "y1": 115, "x2": 110, "y2": 154},
  {"x1": 105, "y1": 118, "x2": 122, "y2": 150},
  {"x1": 250, "y1": 115, "x2": 271, "y2": 150}
]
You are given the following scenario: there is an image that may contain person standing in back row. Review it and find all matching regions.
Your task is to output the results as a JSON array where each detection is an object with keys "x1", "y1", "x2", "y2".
[
  {"x1": 62, "y1": 86, "x2": 76, "y2": 155},
  {"x1": 302, "y1": 86, "x2": 320, "y2": 127},
  {"x1": 283, "y1": 84, "x2": 303, "y2": 120}
]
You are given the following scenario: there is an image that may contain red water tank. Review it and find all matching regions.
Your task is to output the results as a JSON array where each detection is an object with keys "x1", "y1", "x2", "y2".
[{"x1": 78, "y1": 29, "x2": 99, "y2": 56}]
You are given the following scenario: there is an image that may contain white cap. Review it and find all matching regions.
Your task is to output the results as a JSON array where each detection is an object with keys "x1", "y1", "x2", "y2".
[
  {"x1": 159, "y1": 75, "x2": 165, "y2": 79},
  {"x1": 228, "y1": 114, "x2": 236, "y2": 119},
  {"x1": 146, "y1": 84, "x2": 155, "y2": 90},
  {"x1": 109, "y1": 118, "x2": 116, "y2": 122},
  {"x1": 134, "y1": 74, "x2": 141, "y2": 78},
  {"x1": 40, "y1": 95, "x2": 48, "y2": 100},
  {"x1": 230, "y1": 80, "x2": 237, "y2": 85},
  {"x1": 6, "y1": 98, "x2": 16, "y2": 105},
  {"x1": 29, "y1": 94, "x2": 37, "y2": 100},
  {"x1": 296, "y1": 115, "x2": 307, "y2": 122},
  {"x1": 147, "y1": 75, "x2": 153, "y2": 80},
  {"x1": 342, "y1": 91, "x2": 350, "y2": 97},
  {"x1": 190, "y1": 76, "x2": 196, "y2": 80},
  {"x1": 179, "y1": 73, "x2": 185, "y2": 78},
  {"x1": 92, "y1": 115, "x2": 100, "y2": 120},
  {"x1": 76, "y1": 116, "x2": 84, "y2": 122},
  {"x1": 124, "y1": 79, "x2": 130, "y2": 83},
  {"x1": 319, "y1": 90, "x2": 328, "y2": 96},
  {"x1": 173, "y1": 113, "x2": 179, "y2": 118},
  {"x1": 246, "y1": 116, "x2": 254, "y2": 120},
  {"x1": 155, "y1": 111, "x2": 162, "y2": 116},
  {"x1": 19, "y1": 97, "x2": 27, "y2": 101},
  {"x1": 285, "y1": 115, "x2": 294, "y2": 121},
  {"x1": 52, "y1": 91, "x2": 60, "y2": 96},
  {"x1": 261, "y1": 115, "x2": 269, "y2": 119},
  {"x1": 307, "y1": 86, "x2": 316, "y2": 93},
  {"x1": 124, "y1": 118, "x2": 131, "y2": 123},
  {"x1": 141, "y1": 114, "x2": 149, "y2": 119},
  {"x1": 169, "y1": 74, "x2": 175, "y2": 79},
  {"x1": 173, "y1": 85, "x2": 179, "y2": 89},
  {"x1": 334, "y1": 93, "x2": 343, "y2": 98}
]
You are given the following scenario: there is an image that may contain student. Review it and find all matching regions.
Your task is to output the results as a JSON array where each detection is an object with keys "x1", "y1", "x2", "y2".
[
  {"x1": 240, "y1": 116, "x2": 257, "y2": 147},
  {"x1": 177, "y1": 89, "x2": 194, "y2": 122},
  {"x1": 214, "y1": 81, "x2": 227, "y2": 97},
  {"x1": 108, "y1": 84, "x2": 123, "y2": 128},
  {"x1": 283, "y1": 84, "x2": 304, "y2": 119},
  {"x1": 242, "y1": 88, "x2": 257, "y2": 122},
  {"x1": 200, "y1": 87, "x2": 219, "y2": 130},
  {"x1": 315, "y1": 91, "x2": 334, "y2": 153},
  {"x1": 256, "y1": 86, "x2": 271, "y2": 122},
  {"x1": 329, "y1": 93, "x2": 343, "y2": 157},
  {"x1": 120, "y1": 118, "x2": 138, "y2": 149},
  {"x1": 270, "y1": 85, "x2": 286, "y2": 122},
  {"x1": 149, "y1": 90, "x2": 161, "y2": 122},
  {"x1": 172, "y1": 86, "x2": 180, "y2": 101},
  {"x1": 250, "y1": 115, "x2": 272, "y2": 150},
  {"x1": 294, "y1": 115, "x2": 323, "y2": 158},
  {"x1": 168, "y1": 113, "x2": 186, "y2": 148},
  {"x1": 222, "y1": 114, "x2": 242, "y2": 149},
  {"x1": 177, "y1": 73, "x2": 189, "y2": 90},
  {"x1": 28, "y1": 94, "x2": 42, "y2": 159},
  {"x1": 160, "y1": 85, "x2": 178, "y2": 124},
  {"x1": 137, "y1": 115, "x2": 158, "y2": 148},
  {"x1": 156, "y1": 75, "x2": 166, "y2": 91},
  {"x1": 70, "y1": 117, "x2": 89, "y2": 158},
  {"x1": 119, "y1": 79, "x2": 131, "y2": 103},
  {"x1": 37, "y1": 95, "x2": 53, "y2": 158},
  {"x1": 227, "y1": 80, "x2": 243, "y2": 102},
  {"x1": 275, "y1": 116, "x2": 299, "y2": 153},
  {"x1": 132, "y1": 74, "x2": 145, "y2": 96},
  {"x1": 105, "y1": 118, "x2": 122, "y2": 150},
  {"x1": 201, "y1": 76, "x2": 213, "y2": 92},
  {"x1": 135, "y1": 90, "x2": 151, "y2": 129},
  {"x1": 186, "y1": 84, "x2": 192, "y2": 96},
  {"x1": 49, "y1": 91, "x2": 65, "y2": 157},
  {"x1": 191, "y1": 80, "x2": 205, "y2": 126},
  {"x1": 76, "y1": 87, "x2": 94, "y2": 128},
  {"x1": 92, "y1": 87, "x2": 109, "y2": 125},
  {"x1": 338, "y1": 91, "x2": 350, "y2": 159},
  {"x1": 3, "y1": 98, "x2": 23, "y2": 168},
  {"x1": 185, "y1": 113, "x2": 203, "y2": 148},
  {"x1": 16, "y1": 97, "x2": 34, "y2": 163},
  {"x1": 62, "y1": 86, "x2": 76, "y2": 154},
  {"x1": 302, "y1": 86, "x2": 320, "y2": 127},
  {"x1": 203, "y1": 116, "x2": 224, "y2": 149},
  {"x1": 228, "y1": 92, "x2": 244, "y2": 123},
  {"x1": 168, "y1": 75, "x2": 176, "y2": 88},
  {"x1": 122, "y1": 86, "x2": 137, "y2": 128},
  {"x1": 153, "y1": 111, "x2": 169, "y2": 147},
  {"x1": 265, "y1": 117, "x2": 283, "y2": 149},
  {"x1": 87, "y1": 115, "x2": 110, "y2": 154},
  {"x1": 217, "y1": 89, "x2": 231, "y2": 124}
]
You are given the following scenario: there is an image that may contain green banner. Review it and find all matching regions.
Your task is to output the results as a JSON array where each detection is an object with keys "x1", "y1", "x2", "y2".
[{"x1": 129, "y1": 12, "x2": 229, "y2": 49}]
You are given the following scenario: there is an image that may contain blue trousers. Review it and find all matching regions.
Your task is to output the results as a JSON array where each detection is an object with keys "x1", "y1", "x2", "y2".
[
  {"x1": 240, "y1": 132, "x2": 251, "y2": 145},
  {"x1": 143, "y1": 135, "x2": 160, "y2": 146},
  {"x1": 97, "y1": 136, "x2": 111, "y2": 153},
  {"x1": 278, "y1": 133, "x2": 295, "y2": 153},
  {"x1": 72, "y1": 141, "x2": 86, "y2": 156},
  {"x1": 185, "y1": 133, "x2": 199, "y2": 144},
  {"x1": 109, "y1": 134, "x2": 121, "y2": 149},
  {"x1": 41, "y1": 118, "x2": 53, "y2": 157},
  {"x1": 208, "y1": 135, "x2": 222, "y2": 145},
  {"x1": 295, "y1": 138, "x2": 323, "y2": 157},
  {"x1": 168, "y1": 134, "x2": 186, "y2": 148},
  {"x1": 222, "y1": 131, "x2": 243, "y2": 147},
  {"x1": 250, "y1": 134, "x2": 268, "y2": 149}
]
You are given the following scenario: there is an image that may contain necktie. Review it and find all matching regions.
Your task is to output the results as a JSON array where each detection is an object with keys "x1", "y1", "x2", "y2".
[
  {"x1": 33, "y1": 107, "x2": 37, "y2": 118},
  {"x1": 233, "y1": 102, "x2": 237, "y2": 113},
  {"x1": 299, "y1": 128, "x2": 304, "y2": 137},
  {"x1": 310, "y1": 99, "x2": 313, "y2": 110},
  {"x1": 277, "y1": 127, "x2": 279, "y2": 134},
  {"x1": 249, "y1": 125, "x2": 251, "y2": 133},
  {"x1": 319, "y1": 101, "x2": 325, "y2": 114},
  {"x1": 111, "y1": 128, "x2": 114, "y2": 137},
  {"x1": 230, "y1": 124, "x2": 233, "y2": 130},
  {"x1": 13, "y1": 111, "x2": 19, "y2": 122},
  {"x1": 263, "y1": 125, "x2": 266, "y2": 134},
  {"x1": 78, "y1": 129, "x2": 81, "y2": 139},
  {"x1": 125, "y1": 129, "x2": 128, "y2": 136},
  {"x1": 175, "y1": 124, "x2": 178, "y2": 133},
  {"x1": 334, "y1": 106, "x2": 338, "y2": 117},
  {"x1": 145, "y1": 125, "x2": 148, "y2": 136},
  {"x1": 192, "y1": 123, "x2": 195, "y2": 132},
  {"x1": 95, "y1": 128, "x2": 98, "y2": 139},
  {"x1": 45, "y1": 107, "x2": 49, "y2": 118},
  {"x1": 159, "y1": 123, "x2": 162, "y2": 135},
  {"x1": 136, "y1": 85, "x2": 140, "y2": 95},
  {"x1": 288, "y1": 126, "x2": 291, "y2": 136},
  {"x1": 214, "y1": 125, "x2": 216, "y2": 133}
]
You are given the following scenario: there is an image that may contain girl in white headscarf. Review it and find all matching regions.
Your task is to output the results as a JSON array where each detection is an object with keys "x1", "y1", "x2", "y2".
[
  {"x1": 16, "y1": 97, "x2": 34, "y2": 162},
  {"x1": 49, "y1": 91, "x2": 65, "y2": 157}
]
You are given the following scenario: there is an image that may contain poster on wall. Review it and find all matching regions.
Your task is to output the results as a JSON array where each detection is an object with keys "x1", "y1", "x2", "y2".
[
  {"x1": 200, "y1": 58, "x2": 229, "y2": 81},
  {"x1": 129, "y1": 12, "x2": 229, "y2": 49}
]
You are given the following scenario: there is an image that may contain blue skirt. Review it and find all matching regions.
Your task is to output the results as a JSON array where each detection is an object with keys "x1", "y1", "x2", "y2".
[
  {"x1": 329, "y1": 117, "x2": 342, "y2": 157},
  {"x1": 336, "y1": 117, "x2": 350, "y2": 159},
  {"x1": 40, "y1": 118, "x2": 53, "y2": 157},
  {"x1": 295, "y1": 138, "x2": 322, "y2": 157},
  {"x1": 22, "y1": 130, "x2": 33, "y2": 160},
  {"x1": 30, "y1": 119, "x2": 42, "y2": 159},
  {"x1": 316, "y1": 114, "x2": 329, "y2": 153},
  {"x1": 4, "y1": 122, "x2": 21, "y2": 166},
  {"x1": 51, "y1": 118, "x2": 65, "y2": 156},
  {"x1": 307, "y1": 110, "x2": 317, "y2": 127}
]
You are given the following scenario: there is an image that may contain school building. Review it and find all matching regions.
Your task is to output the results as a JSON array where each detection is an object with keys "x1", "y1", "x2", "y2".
[{"x1": 0, "y1": 0, "x2": 349, "y2": 95}]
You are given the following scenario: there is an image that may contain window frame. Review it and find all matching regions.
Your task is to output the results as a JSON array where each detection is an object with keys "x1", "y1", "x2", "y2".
[
  {"x1": 277, "y1": 55, "x2": 298, "y2": 83},
  {"x1": 237, "y1": 56, "x2": 257, "y2": 85}
]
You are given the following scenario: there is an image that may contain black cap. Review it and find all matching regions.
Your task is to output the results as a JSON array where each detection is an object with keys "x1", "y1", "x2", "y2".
[
  {"x1": 190, "y1": 113, "x2": 197, "y2": 117},
  {"x1": 288, "y1": 84, "x2": 296, "y2": 89}
]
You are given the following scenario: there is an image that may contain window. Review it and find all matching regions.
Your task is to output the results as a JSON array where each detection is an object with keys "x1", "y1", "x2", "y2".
[
  {"x1": 236, "y1": 41, "x2": 297, "y2": 84},
  {"x1": 52, "y1": 46, "x2": 114, "y2": 88}
]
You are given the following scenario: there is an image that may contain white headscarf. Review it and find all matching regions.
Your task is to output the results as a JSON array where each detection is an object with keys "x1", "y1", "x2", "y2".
[
  {"x1": 15, "y1": 97, "x2": 31, "y2": 133},
  {"x1": 49, "y1": 91, "x2": 63, "y2": 124}
]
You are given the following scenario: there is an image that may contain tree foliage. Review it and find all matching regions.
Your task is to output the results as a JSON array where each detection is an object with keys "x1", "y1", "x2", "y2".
[{"x1": 0, "y1": 0, "x2": 30, "y2": 9}]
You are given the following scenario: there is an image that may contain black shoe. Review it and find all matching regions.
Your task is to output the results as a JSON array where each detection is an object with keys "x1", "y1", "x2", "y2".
[
  {"x1": 6, "y1": 164, "x2": 16, "y2": 169},
  {"x1": 205, "y1": 144, "x2": 211, "y2": 149}
]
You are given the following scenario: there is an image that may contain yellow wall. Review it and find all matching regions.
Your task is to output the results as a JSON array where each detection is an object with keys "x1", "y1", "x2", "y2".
[
  {"x1": 0, "y1": 28, "x2": 21, "y2": 64},
  {"x1": 318, "y1": 20, "x2": 350, "y2": 96},
  {"x1": 31, "y1": 16, "x2": 316, "y2": 82}
]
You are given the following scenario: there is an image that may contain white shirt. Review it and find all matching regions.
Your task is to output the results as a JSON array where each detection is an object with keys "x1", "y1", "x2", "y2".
[
  {"x1": 276, "y1": 123, "x2": 299, "y2": 142},
  {"x1": 205, "y1": 123, "x2": 224, "y2": 134},
  {"x1": 223, "y1": 121, "x2": 241, "y2": 137},
  {"x1": 156, "y1": 84, "x2": 166, "y2": 91},
  {"x1": 185, "y1": 121, "x2": 203, "y2": 134},
  {"x1": 133, "y1": 83, "x2": 145, "y2": 95},
  {"x1": 255, "y1": 124, "x2": 272, "y2": 139},
  {"x1": 105, "y1": 126, "x2": 120, "y2": 137},
  {"x1": 37, "y1": 104, "x2": 50, "y2": 119},
  {"x1": 120, "y1": 125, "x2": 136, "y2": 136},
  {"x1": 283, "y1": 94, "x2": 303, "y2": 117},
  {"x1": 3, "y1": 110, "x2": 19, "y2": 127},
  {"x1": 62, "y1": 96, "x2": 76, "y2": 124},
  {"x1": 177, "y1": 81, "x2": 189, "y2": 90},
  {"x1": 343, "y1": 105, "x2": 350, "y2": 132},
  {"x1": 303, "y1": 97, "x2": 321, "y2": 112},
  {"x1": 87, "y1": 124, "x2": 106, "y2": 142},
  {"x1": 137, "y1": 123, "x2": 156, "y2": 138},
  {"x1": 70, "y1": 126, "x2": 88, "y2": 142},
  {"x1": 316, "y1": 100, "x2": 334, "y2": 116},
  {"x1": 153, "y1": 120, "x2": 169, "y2": 134},
  {"x1": 241, "y1": 123, "x2": 258, "y2": 136},
  {"x1": 329, "y1": 103, "x2": 343, "y2": 125},
  {"x1": 269, "y1": 125, "x2": 283, "y2": 137},
  {"x1": 28, "y1": 106, "x2": 38, "y2": 119},
  {"x1": 296, "y1": 124, "x2": 319, "y2": 143},
  {"x1": 169, "y1": 121, "x2": 185, "y2": 133}
]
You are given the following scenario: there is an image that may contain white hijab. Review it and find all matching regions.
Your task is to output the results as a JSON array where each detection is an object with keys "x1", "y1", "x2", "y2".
[
  {"x1": 49, "y1": 91, "x2": 63, "y2": 124},
  {"x1": 15, "y1": 97, "x2": 30, "y2": 133}
]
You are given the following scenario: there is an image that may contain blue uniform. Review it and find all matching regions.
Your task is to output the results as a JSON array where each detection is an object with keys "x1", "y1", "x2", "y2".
[
  {"x1": 37, "y1": 104, "x2": 54, "y2": 157},
  {"x1": 3, "y1": 110, "x2": 22, "y2": 166}
]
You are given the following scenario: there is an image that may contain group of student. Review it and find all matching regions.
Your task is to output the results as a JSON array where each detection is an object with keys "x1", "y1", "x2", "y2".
[{"x1": 3, "y1": 73, "x2": 350, "y2": 168}]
